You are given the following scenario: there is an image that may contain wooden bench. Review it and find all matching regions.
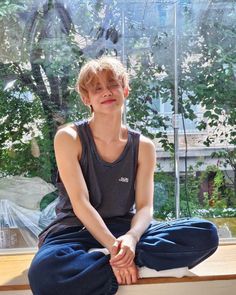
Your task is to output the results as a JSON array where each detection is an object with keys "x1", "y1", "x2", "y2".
[{"x1": 1, "y1": 244, "x2": 236, "y2": 294}]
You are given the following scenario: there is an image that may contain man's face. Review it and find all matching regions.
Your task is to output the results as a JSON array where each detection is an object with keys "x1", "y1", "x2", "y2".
[{"x1": 84, "y1": 70, "x2": 128, "y2": 114}]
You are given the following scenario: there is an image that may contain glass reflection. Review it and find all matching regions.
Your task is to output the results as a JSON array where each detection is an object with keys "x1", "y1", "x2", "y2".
[{"x1": 0, "y1": 0, "x2": 235, "y2": 249}]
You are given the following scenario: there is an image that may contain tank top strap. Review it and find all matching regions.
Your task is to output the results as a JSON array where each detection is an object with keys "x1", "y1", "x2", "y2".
[
  {"x1": 127, "y1": 128, "x2": 140, "y2": 176},
  {"x1": 74, "y1": 120, "x2": 89, "y2": 144},
  {"x1": 74, "y1": 120, "x2": 92, "y2": 164}
]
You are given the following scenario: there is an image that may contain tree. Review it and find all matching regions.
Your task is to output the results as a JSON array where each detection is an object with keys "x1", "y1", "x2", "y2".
[
  {"x1": 1, "y1": 0, "x2": 235, "y2": 201},
  {"x1": 0, "y1": 0, "x2": 86, "y2": 181},
  {"x1": 0, "y1": 0, "x2": 126, "y2": 181},
  {"x1": 126, "y1": 54, "x2": 174, "y2": 151},
  {"x1": 178, "y1": 1, "x2": 236, "y2": 198}
]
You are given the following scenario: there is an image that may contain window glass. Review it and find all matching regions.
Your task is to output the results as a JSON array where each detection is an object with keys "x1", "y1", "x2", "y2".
[
  {"x1": 177, "y1": 0, "x2": 236, "y2": 239},
  {"x1": 0, "y1": 0, "x2": 235, "y2": 251}
]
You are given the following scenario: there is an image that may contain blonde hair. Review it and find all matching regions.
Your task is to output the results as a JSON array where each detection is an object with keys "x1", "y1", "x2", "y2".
[{"x1": 75, "y1": 56, "x2": 129, "y2": 100}]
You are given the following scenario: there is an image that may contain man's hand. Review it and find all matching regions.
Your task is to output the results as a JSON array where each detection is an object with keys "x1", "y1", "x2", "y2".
[
  {"x1": 112, "y1": 262, "x2": 139, "y2": 285},
  {"x1": 109, "y1": 234, "x2": 138, "y2": 268},
  {"x1": 109, "y1": 234, "x2": 139, "y2": 284}
]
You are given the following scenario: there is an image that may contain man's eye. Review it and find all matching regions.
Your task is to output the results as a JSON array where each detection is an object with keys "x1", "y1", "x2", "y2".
[{"x1": 109, "y1": 82, "x2": 118, "y2": 87}]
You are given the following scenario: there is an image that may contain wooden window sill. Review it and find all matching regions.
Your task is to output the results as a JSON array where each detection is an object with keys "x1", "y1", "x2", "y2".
[{"x1": 0, "y1": 245, "x2": 236, "y2": 291}]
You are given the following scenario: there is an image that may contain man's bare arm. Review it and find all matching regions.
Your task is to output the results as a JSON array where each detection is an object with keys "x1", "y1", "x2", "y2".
[
  {"x1": 110, "y1": 136, "x2": 156, "y2": 268},
  {"x1": 54, "y1": 126, "x2": 117, "y2": 252},
  {"x1": 128, "y1": 136, "x2": 156, "y2": 240}
]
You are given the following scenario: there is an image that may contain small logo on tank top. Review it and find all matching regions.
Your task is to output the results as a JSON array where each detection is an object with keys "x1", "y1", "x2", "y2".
[{"x1": 118, "y1": 177, "x2": 129, "y2": 183}]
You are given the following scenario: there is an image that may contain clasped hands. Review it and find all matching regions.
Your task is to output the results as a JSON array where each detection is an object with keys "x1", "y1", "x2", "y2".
[{"x1": 109, "y1": 234, "x2": 139, "y2": 285}]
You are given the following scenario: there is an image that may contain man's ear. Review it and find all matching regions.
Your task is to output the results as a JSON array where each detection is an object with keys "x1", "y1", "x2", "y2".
[
  {"x1": 82, "y1": 96, "x2": 90, "y2": 106},
  {"x1": 124, "y1": 87, "x2": 129, "y2": 98}
]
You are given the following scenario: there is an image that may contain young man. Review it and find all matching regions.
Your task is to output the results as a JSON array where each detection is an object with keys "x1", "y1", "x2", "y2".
[{"x1": 28, "y1": 57, "x2": 218, "y2": 295}]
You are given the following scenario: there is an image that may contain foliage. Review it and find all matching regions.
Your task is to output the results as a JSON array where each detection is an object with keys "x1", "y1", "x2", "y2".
[
  {"x1": 199, "y1": 165, "x2": 235, "y2": 208},
  {"x1": 193, "y1": 208, "x2": 236, "y2": 218},
  {"x1": 179, "y1": 2, "x2": 236, "y2": 196},
  {"x1": 0, "y1": 1, "x2": 235, "y2": 217},
  {"x1": 0, "y1": 0, "x2": 89, "y2": 181},
  {"x1": 153, "y1": 167, "x2": 199, "y2": 220},
  {"x1": 0, "y1": 86, "x2": 53, "y2": 181},
  {"x1": 127, "y1": 56, "x2": 174, "y2": 151},
  {"x1": 179, "y1": 4, "x2": 236, "y2": 147},
  {"x1": 0, "y1": 0, "x2": 127, "y2": 181},
  {"x1": 153, "y1": 163, "x2": 235, "y2": 220},
  {"x1": 212, "y1": 150, "x2": 236, "y2": 172},
  {"x1": 211, "y1": 149, "x2": 236, "y2": 198},
  {"x1": 153, "y1": 169, "x2": 175, "y2": 217}
]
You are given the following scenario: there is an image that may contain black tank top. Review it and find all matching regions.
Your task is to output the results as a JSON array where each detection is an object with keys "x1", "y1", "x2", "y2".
[{"x1": 38, "y1": 120, "x2": 140, "y2": 246}]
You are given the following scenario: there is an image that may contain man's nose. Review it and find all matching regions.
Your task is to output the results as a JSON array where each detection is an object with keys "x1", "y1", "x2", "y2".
[{"x1": 103, "y1": 87, "x2": 112, "y2": 96}]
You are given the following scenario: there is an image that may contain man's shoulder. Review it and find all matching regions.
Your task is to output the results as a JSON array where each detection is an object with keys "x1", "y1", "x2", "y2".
[
  {"x1": 127, "y1": 127, "x2": 155, "y2": 151},
  {"x1": 56, "y1": 119, "x2": 87, "y2": 135},
  {"x1": 139, "y1": 134, "x2": 155, "y2": 148},
  {"x1": 54, "y1": 124, "x2": 82, "y2": 156},
  {"x1": 56, "y1": 123, "x2": 77, "y2": 139},
  {"x1": 54, "y1": 123, "x2": 83, "y2": 150},
  {"x1": 138, "y1": 135, "x2": 156, "y2": 163}
]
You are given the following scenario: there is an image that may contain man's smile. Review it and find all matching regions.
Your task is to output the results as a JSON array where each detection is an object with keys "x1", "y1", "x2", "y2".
[{"x1": 101, "y1": 99, "x2": 117, "y2": 104}]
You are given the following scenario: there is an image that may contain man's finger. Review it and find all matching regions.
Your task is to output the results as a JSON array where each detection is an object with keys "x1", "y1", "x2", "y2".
[
  {"x1": 110, "y1": 255, "x2": 132, "y2": 267},
  {"x1": 131, "y1": 266, "x2": 139, "y2": 283},
  {"x1": 112, "y1": 257, "x2": 134, "y2": 268},
  {"x1": 110, "y1": 249, "x2": 134, "y2": 267},
  {"x1": 111, "y1": 240, "x2": 120, "y2": 256},
  {"x1": 124, "y1": 270, "x2": 132, "y2": 285},
  {"x1": 110, "y1": 247, "x2": 126, "y2": 263},
  {"x1": 113, "y1": 268, "x2": 122, "y2": 285}
]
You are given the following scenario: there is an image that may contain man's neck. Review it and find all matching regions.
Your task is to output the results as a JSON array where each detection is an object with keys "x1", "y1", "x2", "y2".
[{"x1": 88, "y1": 113, "x2": 126, "y2": 143}]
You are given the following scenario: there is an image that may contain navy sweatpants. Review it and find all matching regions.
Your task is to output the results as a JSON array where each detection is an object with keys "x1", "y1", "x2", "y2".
[{"x1": 28, "y1": 218, "x2": 219, "y2": 295}]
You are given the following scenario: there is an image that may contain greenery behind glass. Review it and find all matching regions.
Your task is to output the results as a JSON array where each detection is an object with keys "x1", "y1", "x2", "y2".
[{"x1": 0, "y1": 1, "x2": 235, "y2": 228}]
